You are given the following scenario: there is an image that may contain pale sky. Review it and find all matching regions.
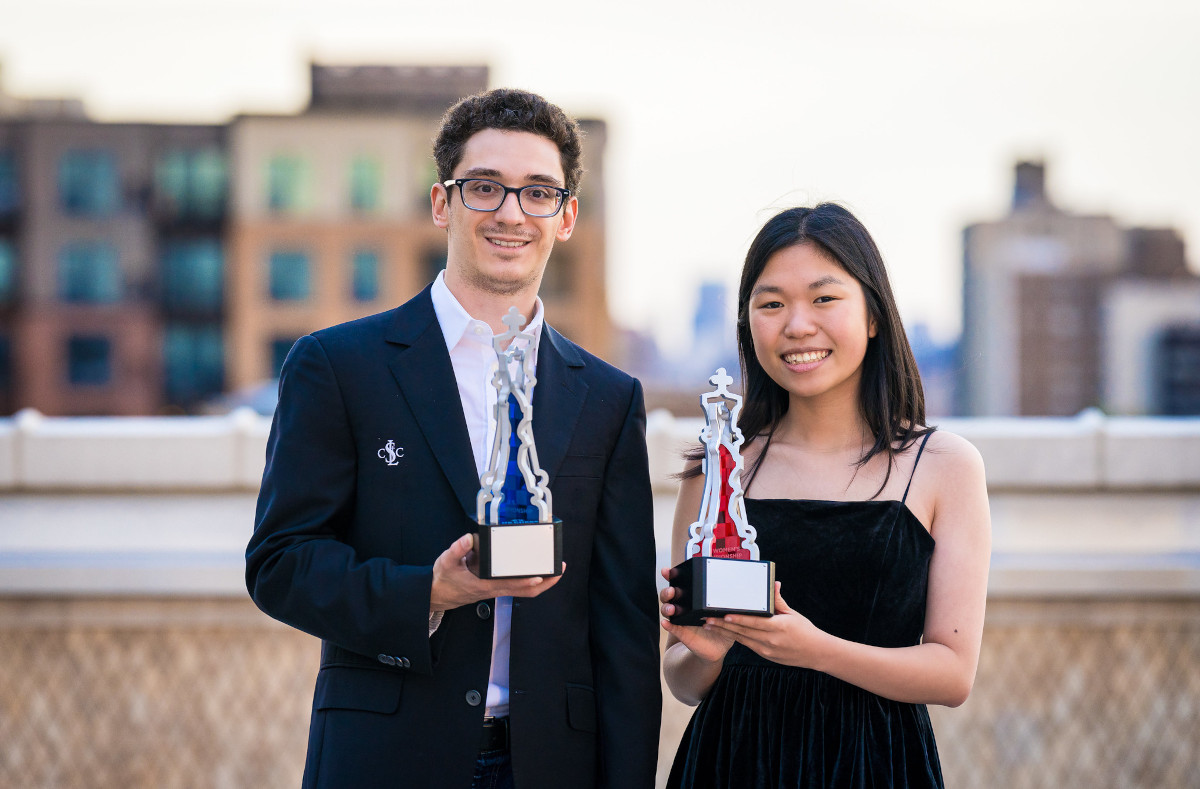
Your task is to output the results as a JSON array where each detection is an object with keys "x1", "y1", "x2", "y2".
[{"x1": 2, "y1": 0, "x2": 1198, "y2": 350}]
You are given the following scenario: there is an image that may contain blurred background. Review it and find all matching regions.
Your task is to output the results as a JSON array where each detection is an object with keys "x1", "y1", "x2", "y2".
[{"x1": 0, "y1": 1, "x2": 1197, "y2": 787}]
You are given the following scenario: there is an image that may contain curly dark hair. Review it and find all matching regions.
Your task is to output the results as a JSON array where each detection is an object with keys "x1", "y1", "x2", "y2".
[{"x1": 433, "y1": 88, "x2": 584, "y2": 195}]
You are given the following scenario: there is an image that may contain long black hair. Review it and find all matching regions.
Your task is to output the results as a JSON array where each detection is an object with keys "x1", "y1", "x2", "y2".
[{"x1": 685, "y1": 203, "x2": 931, "y2": 495}]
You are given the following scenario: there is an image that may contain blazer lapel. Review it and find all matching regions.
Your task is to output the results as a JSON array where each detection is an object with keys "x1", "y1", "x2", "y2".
[
  {"x1": 532, "y1": 325, "x2": 589, "y2": 486},
  {"x1": 386, "y1": 288, "x2": 480, "y2": 518}
]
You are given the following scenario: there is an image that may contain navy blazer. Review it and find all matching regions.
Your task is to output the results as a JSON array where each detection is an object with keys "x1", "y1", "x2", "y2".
[{"x1": 246, "y1": 285, "x2": 662, "y2": 789}]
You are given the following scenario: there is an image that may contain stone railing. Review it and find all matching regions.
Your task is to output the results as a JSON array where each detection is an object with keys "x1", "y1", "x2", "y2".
[
  {"x1": 1, "y1": 409, "x2": 1199, "y2": 787},
  {"x1": 3, "y1": 407, "x2": 1199, "y2": 595}
]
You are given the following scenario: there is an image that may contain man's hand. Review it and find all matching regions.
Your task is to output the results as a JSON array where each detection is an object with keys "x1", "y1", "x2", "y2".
[{"x1": 429, "y1": 534, "x2": 565, "y2": 612}]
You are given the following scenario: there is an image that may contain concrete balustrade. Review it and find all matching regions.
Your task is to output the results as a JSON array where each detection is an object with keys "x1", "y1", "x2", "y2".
[
  {"x1": 3, "y1": 408, "x2": 1199, "y2": 789},
  {"x1": 3, "y1": 406, "x2": 1200, "y2": 492},
  {"x1": 1, "y1": 408, "x2": 1199, "y2": 596},
  {"x1": 0, "y1": 407, "x2": 271, "y2": 490}
]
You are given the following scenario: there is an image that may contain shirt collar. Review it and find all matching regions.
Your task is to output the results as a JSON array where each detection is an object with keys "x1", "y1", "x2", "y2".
[{"x1": 430, "y1": 270, "x2": 545, "y2": 351}]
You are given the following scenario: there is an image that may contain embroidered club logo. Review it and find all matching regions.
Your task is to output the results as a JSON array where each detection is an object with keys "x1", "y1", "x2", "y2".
[{"x1": 377, "y1": 440, "x2": 404, "y2": 466}]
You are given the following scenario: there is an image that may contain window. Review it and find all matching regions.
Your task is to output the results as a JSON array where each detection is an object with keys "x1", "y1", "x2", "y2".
[
  {"x1": 1158, "y1": 326, "x2": 1200, "y2": 415},
  {"x1": 422, "y1": 248, "x2": 447, "y2": 287},
  {"x1": 59, "y1": 242, "x2": 120, "y2": 303},
  {"x1": 271, "y1": 337, "x2": 299, "y2": 378},
  {"x1": 349, "y1": 156, "x2": 382, "y2": 213},
  {"x1": 268, "y1": 250, "x2": 311, "y2": 301},
  {"x1": 541, "y1": 250, "x2": 573, "y2": 299},
  {"x1": 59, "y1": 151, "x2": 119, "y2": 216},
  {"x1": 0, "y1": 152, "x2": 17, "y2": 216},
  {"x1": 0, "y1": 240, "x2": 14, "y2": 303},
  {"x1": 67, "y1": 335, "x2": 112, "y2": 385},
  {"x1": 163, "y1": 324, "x2": 224, "y2": 404},
  {"x1": 352, "y1": 248, "x2": 380, "y2": 301},
  {"x1": 0, "y1": 335, "x2": 11, "y2": 390},
  {"x1": 156, "y1": 149, "x2": 227, "y2": 220},
  {"x1": 267, "y1": 155, "x2": 310, "y2": 213},
  {"x1": 162, "y1": 239, "x2": 223, "y2": 310},
  {"x1": 416, "y1": 156, "x2": 439, "y2": 209}
]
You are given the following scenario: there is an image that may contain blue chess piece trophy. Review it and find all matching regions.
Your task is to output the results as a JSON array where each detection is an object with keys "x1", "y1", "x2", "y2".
[{"x1": 471, "y1": 307, "x2": 563, "y2": 579}]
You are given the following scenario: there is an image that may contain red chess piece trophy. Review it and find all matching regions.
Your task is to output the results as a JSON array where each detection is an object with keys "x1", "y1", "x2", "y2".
[{"x1": 668, "y1": 368, "x2": 775, "y2": 626}]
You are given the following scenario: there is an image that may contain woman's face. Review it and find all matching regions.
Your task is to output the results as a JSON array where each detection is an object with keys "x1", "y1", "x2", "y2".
[{"x1": 747, "y1": 242, "x2": 877, "y2": 405}]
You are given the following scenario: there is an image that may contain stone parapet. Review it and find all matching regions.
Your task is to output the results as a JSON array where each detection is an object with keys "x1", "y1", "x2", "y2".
[
  {"x1": 653, "y1": 409, "x2": 1200, "y2": 492},
  {"x1": 2, "y1": 407, "x2": 1198, "y2": 494},
  {"x1": 1, "y1": 407, "x2": 269, "y2": 490},
  {"x1": 1, "y1": 408, "x2": 1199, "y2": 597}
]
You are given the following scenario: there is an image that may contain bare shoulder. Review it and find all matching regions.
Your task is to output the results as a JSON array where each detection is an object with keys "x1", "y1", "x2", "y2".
[
  {"x1": 919, "y1": 430, "x2": 989, "y2": 536},
  {"x1": 921, "y1": 429, "x2": 985, "y2": 477}
]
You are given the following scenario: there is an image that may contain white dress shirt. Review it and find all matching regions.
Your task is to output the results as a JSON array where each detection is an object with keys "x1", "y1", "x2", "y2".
[{"x1": 429, "y1": 270, "x2": 543, "y2": 720}]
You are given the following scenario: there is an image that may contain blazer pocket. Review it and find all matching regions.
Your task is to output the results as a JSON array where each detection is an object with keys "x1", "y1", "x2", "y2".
[
  {"x1": 565, "y1": 683, "x2": 597, "y2": 733},
  {"x1": 556, "y1": 454, "x2": 606, "y2": 479},
  {"x1": 313, "y1": 666, "x2": 404, "y2": 715}
]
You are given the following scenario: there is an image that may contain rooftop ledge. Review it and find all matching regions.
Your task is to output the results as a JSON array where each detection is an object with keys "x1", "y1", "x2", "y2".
[
  {"x1": 2, "y1": 408, "x2": 1199, "y2": 598},
  {"x1": 1, "y1": 407, "x2": 1197, "y2": 492},
  {"x1": 649, "y1": 409, "x2": 1200, "y2": 493}
]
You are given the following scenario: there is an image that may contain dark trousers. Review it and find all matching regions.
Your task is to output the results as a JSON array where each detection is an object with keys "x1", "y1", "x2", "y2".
[{"x1": 471, "y1": 747, "x2": 514, "y2": 789}]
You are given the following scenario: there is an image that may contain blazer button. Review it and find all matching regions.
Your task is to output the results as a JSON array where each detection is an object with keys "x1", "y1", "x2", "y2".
[
  {"x1": 476, "y1": 602, "x2": 492, "y2": 620},
  {"x1": 400, "y1": 657, "x2": 411, "y2": 668},
  {"x1": 465, "y1": 690, "x2": 482, "y2": 707},
  {"x1": 378, "y1": 654, "x2": 396, "y2": 667}
]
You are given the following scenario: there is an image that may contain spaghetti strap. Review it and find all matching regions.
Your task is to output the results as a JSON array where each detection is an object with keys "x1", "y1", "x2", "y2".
[{"x1": 901, "y1": 431, "x2": 934, "y2": 504}]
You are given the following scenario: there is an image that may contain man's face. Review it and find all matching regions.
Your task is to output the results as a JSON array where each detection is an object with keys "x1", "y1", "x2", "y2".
[{"x1": 432, "y1": 128, "x2": 578, "y2": 299}]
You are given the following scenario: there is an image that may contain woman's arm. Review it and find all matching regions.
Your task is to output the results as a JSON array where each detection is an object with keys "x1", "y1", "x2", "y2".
[
  {"x1": 659, "y1": 471, "x2": 737, "y2": 706},
  {"x1": 706, "y1": 432, "x2": 991, "y2": 707}
]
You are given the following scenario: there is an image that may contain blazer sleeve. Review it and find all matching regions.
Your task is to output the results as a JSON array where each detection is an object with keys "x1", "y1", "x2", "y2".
[
  {"x1": 589, "y1": 378, "x2": 663, "y2": 789},
  {"x1": 245, "y1": 334, "x2": 436, "y2": 674}
]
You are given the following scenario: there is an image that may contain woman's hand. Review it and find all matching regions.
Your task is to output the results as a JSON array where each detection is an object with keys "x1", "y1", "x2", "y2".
[
  {"x1": 659, "y1": 567, "x2": 736, "y2": 664},
  {"x1": 703, "y1": 583, "x2": 828, "y2": 669}
]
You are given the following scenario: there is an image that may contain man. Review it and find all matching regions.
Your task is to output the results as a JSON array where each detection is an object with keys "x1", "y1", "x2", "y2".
[{"x1": 246, "y1": 88, "x2": 661, "y2": 789}]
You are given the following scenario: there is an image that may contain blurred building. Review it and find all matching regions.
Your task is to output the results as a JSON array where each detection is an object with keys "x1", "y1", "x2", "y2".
[
  {"x1": 907, "y1": 323, "x2": 958, "y2": 418},
  {"x1": 617, "y1": 279, "x2": 741, "y2": 416},
  {"x1": 0, "y1": 80, "x2": 226, "y2": 415},
  {"x1": 0, "y1": 63, "x2": 615, "y2": 415},
  {"x1": 960, "y1": 161, "x2": 1200, "y2": 416},
  {"x1": 1104, "y1": 278, "x2": 1200, "y2": 415},
  {"x1": 681, "y1": 280, "x2": 738, "y2": 386},
  {"x1": 227, "y1": 63, "x2": 613, "y2": 389},
  {"x1": 224, "y1": 65, "x2": 478, "y2": 389}
]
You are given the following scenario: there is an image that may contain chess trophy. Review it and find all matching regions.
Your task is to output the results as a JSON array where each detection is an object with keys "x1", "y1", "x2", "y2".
[
  {"x1": 668, "y1": 368, "x2": 775, "y2": 625},
  {"x1": 469, "y1": 307, "x2": 564, "y2": 579}
]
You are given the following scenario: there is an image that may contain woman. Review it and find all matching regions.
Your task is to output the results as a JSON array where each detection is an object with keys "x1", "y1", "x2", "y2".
[{"x1": 661, "y1": 204, "x2": 991, "y2": 788}]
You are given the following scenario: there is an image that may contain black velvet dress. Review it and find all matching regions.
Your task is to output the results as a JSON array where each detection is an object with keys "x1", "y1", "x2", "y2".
[{"x1": 667, "y1": 474, "x2": 943, "y2": 788}]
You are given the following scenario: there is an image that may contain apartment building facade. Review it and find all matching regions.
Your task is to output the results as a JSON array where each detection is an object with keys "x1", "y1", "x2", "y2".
[
  {"x1": 0, "y1": 98, "x2": 226, "y2": 415},
  {"x1": 961, "y1": 161, "x2": 1200, "y2": 416},
  {"x1": 0, "y1": 63, "x2": 614, "y2": 414}
]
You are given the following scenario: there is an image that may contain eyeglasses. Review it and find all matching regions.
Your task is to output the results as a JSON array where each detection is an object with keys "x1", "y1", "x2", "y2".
[{"x1": 443, "y1": 178, "x2": 570, "y2": 217}]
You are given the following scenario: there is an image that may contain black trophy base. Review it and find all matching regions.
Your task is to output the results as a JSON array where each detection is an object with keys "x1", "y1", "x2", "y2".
[
  {"x1": 667, "y1": 555, "x2": 775, "y2": 626},
  {"x1": 469, "y1": 518, "x2": 564, "y2": 579}
]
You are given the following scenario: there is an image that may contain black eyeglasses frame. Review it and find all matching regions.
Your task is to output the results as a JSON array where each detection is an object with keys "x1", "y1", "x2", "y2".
[{"x1": 442, "y1": 178, "x2": 570, "y2": 218}]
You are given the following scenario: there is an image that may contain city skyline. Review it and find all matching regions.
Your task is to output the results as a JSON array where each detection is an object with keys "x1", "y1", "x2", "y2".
[{"x1": 1, "y1": 0, "x2": 1198, "y2": 350}]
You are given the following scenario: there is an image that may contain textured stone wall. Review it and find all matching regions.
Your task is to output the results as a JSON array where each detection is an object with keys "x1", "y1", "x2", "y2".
[
  {"x1": 1, "y1": 596, "x2": 1197, "y2": 789},
  {"x1": 657, "y1": 598, "x2": 1200, "y2": 788},
  {"x1": 0, "y1": 598, "x2": 317, "y2": 789}
]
